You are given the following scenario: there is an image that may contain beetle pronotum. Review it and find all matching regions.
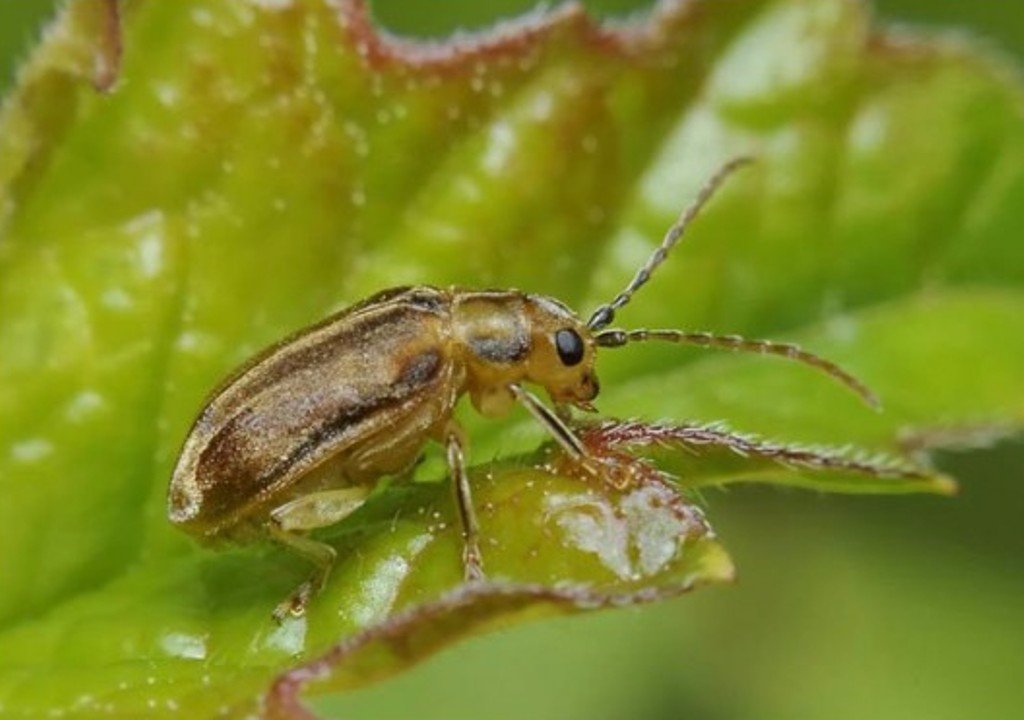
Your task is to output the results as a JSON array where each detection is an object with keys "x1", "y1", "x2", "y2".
[{"x1": 168, "y1": 158, "x2": 877, "y2": 621}]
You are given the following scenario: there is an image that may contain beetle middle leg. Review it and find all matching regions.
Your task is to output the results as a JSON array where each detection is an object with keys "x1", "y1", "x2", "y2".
[
  {"x1": 444, "y1": 427, "x2": 485, "y2": 582},
  {"x1": 268, "y1": 486, "x2": 371, "y2": 622}
]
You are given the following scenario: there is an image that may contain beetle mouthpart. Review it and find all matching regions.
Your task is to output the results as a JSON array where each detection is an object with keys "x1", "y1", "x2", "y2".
[{"x1": 574, "y1": 400, "x2": 599, "y2": 413}]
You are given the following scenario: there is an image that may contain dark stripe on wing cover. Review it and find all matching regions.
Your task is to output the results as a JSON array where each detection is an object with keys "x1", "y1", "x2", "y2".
[{"x1": 260, "y1": 348, "x2": 444, "y2": 485}]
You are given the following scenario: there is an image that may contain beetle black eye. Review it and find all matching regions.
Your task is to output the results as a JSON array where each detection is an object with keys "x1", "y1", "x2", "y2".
[{"x1": 554, "y1": 329, "x2": 585, "y2": 366}]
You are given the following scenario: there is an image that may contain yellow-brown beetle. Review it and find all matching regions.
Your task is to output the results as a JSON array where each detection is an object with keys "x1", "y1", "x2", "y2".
[{"x1": 168, "y1": 158, "x2": 877, "y2": 620}]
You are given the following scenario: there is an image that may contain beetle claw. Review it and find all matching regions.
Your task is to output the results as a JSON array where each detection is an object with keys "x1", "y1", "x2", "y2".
[
  {"x1": 272, "y1": 580, "x2": 314, "y2": 624},
  {"x1": 462, "y1": 543, "x2": 486, "y2": 584}
]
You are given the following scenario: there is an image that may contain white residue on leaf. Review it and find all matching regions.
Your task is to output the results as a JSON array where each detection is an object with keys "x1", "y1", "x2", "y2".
[
  {"x1": 826, "y1": 312, "x2": 860, "y2": 344},
  {"x1": 544, "y1": 483, "x2": 693, "y2": 580},
  {"x1": 622, "y1": 485, "x2": 688, "y2": 576},
  {"x1": 191, "y1": 6, "x2": 214, "y2": 28},
  {"x1": 544, "y1": 492, "x2": 632, "y2": 579},
  {"x1": 153, "y1": 82, "x2": 180, "y2": 108},
  {"x1": 342, "y1": 532, "x2": 432, "y2": 628},
  {"x1": 343, "y1": 120, "x2": 370, "y2": 157},
  {"x1": 419, "y1": 217, "x2": 463, "y2": 243},
  {"x1": 530, "y1": 90, "x2": 554, "y2": 121},
  {"x1": 101, "y1": 287, "x2": 134, "y2": 310},
  {"x1": 482, "y1": 120, "x2": 516, "y2": 175},
  {"x1": 64, "y1": 390, "x2": 105, "y2": 423},
  {"x1": 159, "y1": 632, "x2": 208, "y2": 660},
  {"x1": 849, "y1": 103, "x2": 890, "y2": 155},
  {"x1": 456, "y1": 176, "x2": 482, "y2": 203},
  {"x1": 175, "y1": 330, "x2": 206, "y2": 352},
  {"x1": 137, "y1": 233, "x2": 164, "y2": 279},
  {"x1": 10, "y1": 438, "x2": 53, "y2": 464},
  {"x1": 123, "y1": 210, "x2": 167, "y2": 279}
]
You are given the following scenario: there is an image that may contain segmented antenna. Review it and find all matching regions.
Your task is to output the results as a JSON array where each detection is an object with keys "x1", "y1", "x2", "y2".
[
  {"x1": 595, "y1": 329, "x2": 881, "y2": 410},
  {"x1": 587, "y1": 156, "x2": 754, "y2": 331}
]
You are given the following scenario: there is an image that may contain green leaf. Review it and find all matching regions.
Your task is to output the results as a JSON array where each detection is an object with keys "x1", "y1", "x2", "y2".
[{"x1": 0, "y1": 0, "x2": 1021, "y2": 717}]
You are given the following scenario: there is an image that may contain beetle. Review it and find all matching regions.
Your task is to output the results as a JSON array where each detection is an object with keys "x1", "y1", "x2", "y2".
[{"x1": 168, "y1": 158, "x2": 877, "y2": 621}]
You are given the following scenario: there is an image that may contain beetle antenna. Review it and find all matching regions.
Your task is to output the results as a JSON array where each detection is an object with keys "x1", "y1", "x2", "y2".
[
  {"x1": 594, "y1": 329, "x2": 881, "y2": 410},
  {"x1": 587, "y1": 156, "x2": 754, "y2": 331}
]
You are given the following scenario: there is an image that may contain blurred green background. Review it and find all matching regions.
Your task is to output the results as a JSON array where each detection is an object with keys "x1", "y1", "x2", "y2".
[{"x1": 1, "y1": 2, "x2": 1021, "y2": 719}]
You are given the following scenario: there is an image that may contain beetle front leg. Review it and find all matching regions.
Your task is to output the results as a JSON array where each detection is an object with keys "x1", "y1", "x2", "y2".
[
  {"x1": 554, "y1": 402, "x2": 573, "y2": 424},
  {"x1": 268, "y1": 523, "x2": 337, "y2": 623},
  {"x1": 445, "y1": 427, "x2": 485, "y2": 583},
  {"x1": 508, "y1": 383, "x2": 634, "y2": 490}
]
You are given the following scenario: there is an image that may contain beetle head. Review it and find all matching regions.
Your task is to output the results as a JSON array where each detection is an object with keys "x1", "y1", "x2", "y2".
[
  {"x1": 453, "y1": 290, "x2": 599, "y2": 416},
  {"x1": 521, "y1": 294, "x2": 600, "y2": 409}
]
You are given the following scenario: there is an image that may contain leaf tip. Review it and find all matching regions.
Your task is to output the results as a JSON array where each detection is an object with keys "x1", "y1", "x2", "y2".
[
  {"x1": 713, "y1": 551, "x2": 738, "y2": 585},
  {"x1": 932, "y1": 473, "x2": 960, "y2": 497}
]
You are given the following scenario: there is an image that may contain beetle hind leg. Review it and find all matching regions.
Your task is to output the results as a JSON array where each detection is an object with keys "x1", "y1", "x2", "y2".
[
  {"x1": 267, "y1": 487, "x2": 371, "y2": 622},
  {"x1": 268, "y1": 526, "x2": 336, "y2": 623}
]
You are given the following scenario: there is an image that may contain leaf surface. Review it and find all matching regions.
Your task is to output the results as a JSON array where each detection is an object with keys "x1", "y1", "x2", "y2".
[{"x1": 0, "y1": 0, "x2": 1021, "y2": 716}]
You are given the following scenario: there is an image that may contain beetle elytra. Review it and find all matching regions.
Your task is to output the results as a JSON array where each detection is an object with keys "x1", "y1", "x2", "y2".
[{"x1": 168, "y1": 157, "x2": 877, "y2": 621}]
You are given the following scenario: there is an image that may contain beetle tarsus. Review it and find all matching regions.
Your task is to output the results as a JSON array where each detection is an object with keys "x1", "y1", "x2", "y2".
[
  {"x1": 462, "y1": 542, "x2": 486, "y2": 583},
  {"x1": 267, "y1": 523, "x2": 337, "y2": 623},
  {"x1": 272, "y1": 580, "x2": 315, "y2": 624},
  {"x1": 563, "y1": 454, "x2": 636, "y2": 491}
]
